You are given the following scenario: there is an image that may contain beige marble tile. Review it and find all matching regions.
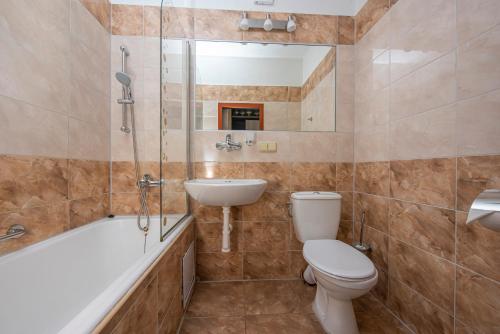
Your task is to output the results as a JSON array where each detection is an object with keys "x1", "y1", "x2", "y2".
[
  {"x1": 0, "y1": 0, "x2": 71, "y2": 115},
  {"x1": 79, "y1": 0, "x2": 111, "y2": 32},
  {"x1": 355, "y1": 12, "x2": 390, "y2": 72},
  {"x1": 0, "y1": 96, "x2": 68, "y2": 158},
  {"x1": 389, "y1": 0, "x2": 456, "y2": 82},
  {"x1": 289, "y1": 132, "x2": 336, "y2": 163},
  {"x1": 354, "y1": 125, "x2": 389, "y2": 163},
  {"x1": 457, "y1": 0, "x2": 500, "y2": 45},
  {"x1": 457, "y1": 25, "x2": 500, "y2": 99},
  {"x1": 390, "y1": 51, "x2": 456, "y2": 120},
  {"x1": 111, "y1": 4, "x2": 143, "y2": 36},
  {"x1": 456, "y1": 89, "x2": 500, "y2": 156},
  {"x1": 389, "y1": 104, "x2": 456, "y2": 160}
]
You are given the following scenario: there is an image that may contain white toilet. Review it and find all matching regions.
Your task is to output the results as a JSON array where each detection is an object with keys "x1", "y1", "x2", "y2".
[{"x1": 291, "y1": 191, "x2": 378, "y2": 334}]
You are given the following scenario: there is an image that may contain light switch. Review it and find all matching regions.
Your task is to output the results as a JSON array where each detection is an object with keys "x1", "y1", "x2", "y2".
[
  {"x1": 258, "y1": 142, "x2": 268, "y2": 152},
  {"x1": 267, "y1": 142, "x2": 277, "y2": 152}
]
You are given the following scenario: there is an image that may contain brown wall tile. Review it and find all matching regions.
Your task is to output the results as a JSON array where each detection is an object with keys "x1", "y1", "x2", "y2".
[
  {"x1": 336, "y1": 162, "x2": 353, "y2": 191},
  {"x1": 196, "y1": 220, "x2": 241, "y2": 253},
  {"x1": 457, "y1": 155, "x2": 500, "y2": 211},
  {"x1": 340, "y1": 191, "x2": 353, "y2": 220},
  {"x1": 0, "y1": 203, "x2": 69, "y2": 255},
  {"x1": 144, "y1": 6, "x2": 160, "y2": 37},
  {"x1": 69, "y1": 159, "x2": 109, "y2": 200},
  {"x1": 389, "y1": 200, "x2": 455, "y2": 260},
  {"x1": 69, "y1": 194, "x2": 108, "y2": 228},
  {"x1": 388, "y1": 239, "x2": 454, "y2": 313},
  {"x1": 111, "y1": 161, "x2": 136, "y2": 193},
  {"x1": 194, "y1": 9, "x2": 242, "y2": 41},
  {"x1": 290, "y1": 162, "x2": 336, "y2": 191},
  {"x1": 79, "y1": 0, "x2": 111, "y2": 31},
  {"x1": 196, "y1": 252, "x2": 243, "y2": 281},
  {"x1": 456, "y1": 267, "x2": 500, "y2": 334},
  {"x1": 111, "y1": 192, "x2": 139, "y2": 215},
  {"x1": 355, "y1": 161, "x2": 390, "y2": 196},
  {"x1": 111, "y1": 4, "x2": 143, "y2": 36},
  {"x1": 355, "y1": 224, "x2": 388, "y2": 271},
  {"x1": 355, "y1": 0, "x2": 390, "y2": 42},
  {"x1": 242, "y1": 192, "x2": 289, "y2": 221},
  {"x1": 457, "y1": 211, "x2": 500, "y2": 281},
  {"x1": 244, "y1": 162, "x2": 290, "y2": 191},
  {"x1": 388, "y1": 278, "x2": 454, "y2": 334},
  {"x1": 162, "y1": 7, "x2": 194, "y2": 39},
  {"x1": 289, "y1": 251, "x2": 308, "y2": 278},
  {"x1": 243, "y1": 221, "x2": 288, "y2": 252},
  {"x1": 390, "y1": 158, "x2": 456, "y2": 209},
  {"x1": 372, "y1": 266, "x2": 389, "y2": 304},
  {"x1": 293, "y1": 14, "x2": 338, "y2": 44},
  {"x1": 243, "y1": 251, "x2": 290, "y2": 279},
  {"x1": 354, "y1": 192, "x2": 389, "y2": 233},
  {"x1": 0, "y1": 155, "x2": 68, "y2": 213},
  {"x1": 338, "y1": 16, "x2": 355, "y2": 45}
]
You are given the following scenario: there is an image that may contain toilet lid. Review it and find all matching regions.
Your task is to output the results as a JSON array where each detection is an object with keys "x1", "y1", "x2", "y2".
[{"x1": 303, "y1": 240, "x2": 376, "y2": 279}]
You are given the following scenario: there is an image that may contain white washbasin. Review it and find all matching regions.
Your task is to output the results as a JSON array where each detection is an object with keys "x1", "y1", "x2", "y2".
[{"x1": 184, "y1": 179, "x2": 267, "y2": 207}]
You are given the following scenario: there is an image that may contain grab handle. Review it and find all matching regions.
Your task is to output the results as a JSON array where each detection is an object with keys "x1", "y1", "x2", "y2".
[{"x1": 0, "y1": 224, "x2": 26, "y2": 242}]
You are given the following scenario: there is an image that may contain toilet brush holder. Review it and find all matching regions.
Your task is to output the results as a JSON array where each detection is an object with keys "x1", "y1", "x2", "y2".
[{"x1": 352, "y1": 211, "x2": 371, "y2": 254}]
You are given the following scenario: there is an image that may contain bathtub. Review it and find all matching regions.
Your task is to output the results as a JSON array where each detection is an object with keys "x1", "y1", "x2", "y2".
[{"x1": 0, "y1": 214, "x2": 192, "y2": 334}]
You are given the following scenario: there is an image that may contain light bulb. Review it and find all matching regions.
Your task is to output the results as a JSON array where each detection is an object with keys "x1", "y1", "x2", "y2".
[
  {"x1": 263, "y1": 13, "x2": 273, "y2": 31},
  {"x1": 239, "y1": 12, "x2": 249, "y2": 31},
  {"x1": 286, "y1": 15, "x2": 296, "y2": 32}
]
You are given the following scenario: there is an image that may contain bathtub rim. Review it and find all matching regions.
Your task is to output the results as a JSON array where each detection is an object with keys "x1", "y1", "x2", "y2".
[{"x1": 55, "y1": 214, "x2": 193, "y2": 334}]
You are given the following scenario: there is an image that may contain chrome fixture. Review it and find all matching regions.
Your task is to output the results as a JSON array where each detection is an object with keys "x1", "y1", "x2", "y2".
[
  {"x1": 286, "y1": 15, "x2": 297, "y2": 32},
  {"x1": 0, "y1": 224, "x2": 25, "y2": 242},
  {"x1": 114, "y1": 45, "x2": 162, "y2": 242},
  {"x1": 254, "y1": 0, "x2": 275, "y2": 5},
  {"x1": 117, "y1": 46, "x2": 132, "y2": 133},
  {"x1": 216, "y1": 134, "x2": 242, "y2": 152},
  {"x1": 238, "y1": 12, "x2": 297, "y2": 32},
  {"x1": 466, "y1": 189, "x2": 500, "y2": 232},
  {"x1": 263, "y1": 13, "x2": 273, "y2": 31},
  {"x1": 353, "y1": 211, "x2": 371, "y2": 253},
  {"x1": 139, "y1": 174, "x2": 164, "y2": 189},
  {"x1": 239, "y1": 12, "x2": 250, "y2": 30}
]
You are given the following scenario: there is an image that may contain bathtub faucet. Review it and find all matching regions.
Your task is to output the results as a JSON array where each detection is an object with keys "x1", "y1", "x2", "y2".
[{"x1": 138, "y1": 174, "x2": 164, "y2": 189}]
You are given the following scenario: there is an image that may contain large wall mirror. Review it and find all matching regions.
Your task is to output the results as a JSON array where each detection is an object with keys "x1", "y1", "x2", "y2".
[{"x1": 194, "y1": 41, "x2": 336, "y2": 132}]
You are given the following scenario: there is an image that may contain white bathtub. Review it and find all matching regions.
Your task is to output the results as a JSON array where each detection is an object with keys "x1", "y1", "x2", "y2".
[{"x1": 0, "y1": 214, "x2": 192, "y2": 334}]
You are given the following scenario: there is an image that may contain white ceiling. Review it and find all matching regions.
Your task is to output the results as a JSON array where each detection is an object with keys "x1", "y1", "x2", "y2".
[{"x1": 109, "y1": 0, "x2": 367, "y2": 16}]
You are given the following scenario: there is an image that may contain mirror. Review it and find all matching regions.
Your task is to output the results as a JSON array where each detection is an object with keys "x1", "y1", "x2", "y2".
[{"x1": 194, "y1": 41, "x2": 336, "y2": 132}]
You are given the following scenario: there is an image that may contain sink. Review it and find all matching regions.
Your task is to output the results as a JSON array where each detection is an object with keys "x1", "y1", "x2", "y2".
[
  {"x1": 184, "y1": 179, "x2": 267, "y2": 252},
  {"x1": 184, "y1": 179, "x2": 267, "y2": 207}
]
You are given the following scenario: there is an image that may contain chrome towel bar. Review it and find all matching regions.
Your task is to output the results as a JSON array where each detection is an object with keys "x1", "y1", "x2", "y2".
[{"x1": 0, "y1": 224, "x2": 26, "y2": 242}]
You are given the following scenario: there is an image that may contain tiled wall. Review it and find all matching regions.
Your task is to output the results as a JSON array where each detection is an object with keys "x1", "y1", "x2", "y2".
[
  {"x1": 353, "y1": 0, "x2": 500, "y2": 333},
  {"x1": 0, "y1": 0, "x2": 111, "y2": 255},
  {"x1": 189, "y1": 43, "x2": 354, "y2": 281},
  {"x1": 97, "y1": 221, "x2": 194, "y2": 334}
]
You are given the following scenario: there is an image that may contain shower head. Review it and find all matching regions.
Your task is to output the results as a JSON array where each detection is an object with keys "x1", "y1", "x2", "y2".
[{"x1": 115, "y1": 71, "x2": 131, "y2": 87}]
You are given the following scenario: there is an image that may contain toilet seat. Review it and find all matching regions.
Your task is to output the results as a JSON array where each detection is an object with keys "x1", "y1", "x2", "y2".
[{"x1": 303, "y1": 240, "x2": 375, "y2": 281}]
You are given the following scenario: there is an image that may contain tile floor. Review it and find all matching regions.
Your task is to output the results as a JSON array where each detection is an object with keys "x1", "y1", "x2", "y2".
[{"x1": 179, "y1": 280, "x2": 411, "y2": 334}]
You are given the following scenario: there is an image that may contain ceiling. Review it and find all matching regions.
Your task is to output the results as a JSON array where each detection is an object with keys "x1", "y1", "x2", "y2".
[{"x1": 109, "y1": 0, "x2": 367, "y2": 16}]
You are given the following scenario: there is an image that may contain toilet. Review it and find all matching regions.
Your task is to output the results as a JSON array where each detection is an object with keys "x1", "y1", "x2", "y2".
[{"x1": 291, "y1": 192, "x2": 378, "y2": 334}]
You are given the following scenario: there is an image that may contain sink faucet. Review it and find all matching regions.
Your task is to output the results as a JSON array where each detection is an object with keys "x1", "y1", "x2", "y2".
[{"x1": 216, "y1": 134, "x2": 242, "y2": 152}]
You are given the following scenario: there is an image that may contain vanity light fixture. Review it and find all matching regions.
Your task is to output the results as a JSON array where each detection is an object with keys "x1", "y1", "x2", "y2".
[
  {"x1": 239, "y1": 12, "x2": 249, "y2": 31},
  {"x1": 238, "y1": 12, "x2": 297, "y2": 33},
  {"x1": 286, "y1": 15, "x2": 296, "y2": 32},
  {"x1": 263, "y1": 13, "x2": 273, "y2": 31}
]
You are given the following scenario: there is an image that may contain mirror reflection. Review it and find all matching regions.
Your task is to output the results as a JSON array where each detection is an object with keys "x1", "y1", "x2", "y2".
[{"x1": 194, "y1": 41, "x2": 336, "y2": 132}]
